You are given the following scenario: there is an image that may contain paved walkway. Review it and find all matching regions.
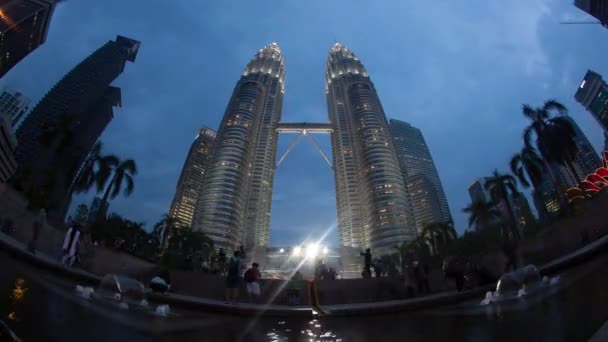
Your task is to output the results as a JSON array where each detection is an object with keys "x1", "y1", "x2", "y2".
[{"x1": 1, "y1": 231, "x2": 607, "y2": 317}]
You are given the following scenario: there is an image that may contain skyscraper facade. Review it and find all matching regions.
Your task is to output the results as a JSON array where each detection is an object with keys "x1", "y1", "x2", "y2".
[
  {"x1": 574, "y1": 0, "x2": 608, "y2": 27},
  {"x1": 0, "y1": 113, "x2": 17, "y2": 182},
  {"x1": 389, "y1": 119, "x2": 453, "y2": 232},
  {"x1": 555, "y1": 115, "x2": 601, "y2": 187},
  {"x1": 575, "y1": 70, "x2": 608, "y2": 132},
  {"x1": 326, "y1": 43, "x2": 415, "y2": 255},
  {"x1": 0, "y1": 87, "x2": 30, "y2": 128},
  {"x1": 169, "y1": 127, "x2": 216, "y2": 228},
  {"x1": 193, "y1": 43, "x2": 284, "y2": 251},
  {"x1": 0, "y1": 0, "x2": 60, "y2": 77},
  {"x1": 14, "y1": 35, "x2": 139, "y2": 221}
]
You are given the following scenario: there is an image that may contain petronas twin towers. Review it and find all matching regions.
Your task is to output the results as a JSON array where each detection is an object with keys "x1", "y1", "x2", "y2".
[{"x1": 192, "y1": 43, "x2": 416, "y2": 256}]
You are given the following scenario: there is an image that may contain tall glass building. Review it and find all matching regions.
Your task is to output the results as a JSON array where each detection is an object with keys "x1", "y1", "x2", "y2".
[
  {"x1": 193, "y1": 43, "x2": 284, "y2": 251},
  {"x1": 0, "y1": 87, "x2": 30, "y2": 128},
  {"x1": 326, "y1": 43, "x2": 415, "y2": 255},
  {"x1": 0, "y1": 0, "x2": 61, "y2": 77},
  {"x1": 14, "y1": 35, "x2": 139, "y2": 221},
  {"x1": 169, "y1": 128, "x2": 216, "y2": 228},
  {"x1": 575, "y1": 70, "x2": 608, "y2": 132},
  {"x1": 389, "y1": 119, "x2": 453, "y2": 233}
]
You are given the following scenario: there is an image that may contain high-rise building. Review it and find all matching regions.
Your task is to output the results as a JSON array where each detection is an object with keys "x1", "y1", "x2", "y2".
[
  {"x1": 14, "y1": 35, "x2": 139, "y2": 221},
  {"x1": 555, "y1": 115, "x2": 601, "y2": 187},
  {"x1": 575, "y1": 70, "x2": 608, "y2": 132},
  {"x1": 326, "y1": 43, "x2": 415, "y2": 255},
  {"x1": 0, "y1": 114, "x2": 17, "y2": 182},
  {"x1": 0, "y1": 0, "x2": 61, "y2": 77},
  {"x1": 193, "y1": 43, "x2": 284, "y2": 251},
  {"x1": 169, "y1": 127, "x2": 216, "y2": 228},
  {"x1": 468, "y1": 178, "x2": 492, "y2": 204},
  {"x1": 533, "y1": 176, "x2": 561, "y2": 223},
  {"x1": 389, "y1": 119, "x2": 453, "y2": 232},
  {"x1": 574, "y1": 0, "x2": 608, "y2": 27},
  {"x1": 0, "y1": 87, "x2": 30, "y2": 127},
  {"x1": 406, "y1": 174, "x2": 443, "y2": 232}
]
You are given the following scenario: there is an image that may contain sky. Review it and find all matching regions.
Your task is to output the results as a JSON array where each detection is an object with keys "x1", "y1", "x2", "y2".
[{"x1": 3, "y1": 0, "x2": 608, "y2": 247}]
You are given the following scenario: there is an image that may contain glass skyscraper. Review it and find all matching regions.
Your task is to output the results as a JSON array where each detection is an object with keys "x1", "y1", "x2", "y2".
[
  {"x1": 193, "y1": 43, "x2": 284, "y2": 251},
  {"x1": 169, "y1": 128, "x2": 216, "y2": 228},
  {"x1": 326, "y1": 43, "x2": 415, "y2": 256},
  {"x1": 390, "y1": 119, "x2": 453, "y2": 233},
  {"x1": 0, "y1": 0, "x2": 61, "y2": 77},
  {"x1": 0, "y1": 87, "x2": 30, "y2": 128},
  {"x1": 14, "y1": 35, "x2": 139, "y2": 221},
  {"x1": 575, "y1": 70, "x2": 608, "y2": 132}
]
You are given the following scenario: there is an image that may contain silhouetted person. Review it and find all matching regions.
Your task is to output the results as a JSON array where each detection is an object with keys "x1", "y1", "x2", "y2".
[
  {"x1": 374, "y1": 259, "x2": 383, "y2": 278},
  {"x1": 218, "y1": 248, "x2": 227, "y2": 274},
  {"x1": 244, "y1": 262, "x2": 262, "y2": 302},
  {"x1": 28, "y1": 209, "x2": 46, "y2": 254},
  {"x1": 415, "y1": 262, "x2": 430, "y2": 294},
  {"x1": 360, "y1": 248, "x2": 372, "y2": 278},
  {"x1": 224, "y1": 251, "x2": 243, "y2": 304}
]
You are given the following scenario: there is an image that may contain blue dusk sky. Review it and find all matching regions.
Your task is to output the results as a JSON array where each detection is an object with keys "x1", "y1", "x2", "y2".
[{"x1": 3, "y1": 0, "x2": 608, "y2": 247}]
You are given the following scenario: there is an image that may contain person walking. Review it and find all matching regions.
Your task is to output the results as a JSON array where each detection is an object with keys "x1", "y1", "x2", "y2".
[
  {"x1": 61, "y1": 223, "x2": 82, "y2": 266},
  {"x1": 224, "y1": 251, "x2": 243, "y2": 304},
  {"x1": 360, "y1": 248, "x2": 372, "y2": 278},
  {"x1": 244, "y1": 262, "x2": 262, "y2": 303},
  {"x1": 27, "y1": 209, "x2": 46, "y2": 254}
]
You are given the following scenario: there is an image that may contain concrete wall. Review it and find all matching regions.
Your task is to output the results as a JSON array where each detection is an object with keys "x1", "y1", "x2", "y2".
[{"x1": 169, "y1": 271, "x2": 311, "y2": 305}]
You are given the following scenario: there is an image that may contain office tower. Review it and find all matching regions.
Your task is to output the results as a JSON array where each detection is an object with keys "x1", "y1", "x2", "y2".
[
  {"x1": 556, "y1": 115, "x2": 601, "y2": 187},
  {"x1": 468, "y1": 178, "x2": 493, "y2": 204},
  {"x1": 14, "y1": 35, "x2": 139, "y2": 221},
  {"x1": 0, "y1": 114, "x2": 17, "y2": 182},
  {"x1": 0, "y1": 0, "x2": 61, "y2": 77},
  {"x1": 533, "y1": 176, "x2": 561, "y2": 223},
  {"x1": 604, "y1": 132, "x2": 608, "y2": 151},
  {"x1": 169, "y1": 127, "x2": 216, "y2": 228},
  {"x1": 0, "y1": 87, "x2": 30, "y2": 127},
  {"x1": 326, "y1": 43, "x2": 415, "y2": 256},
  {"x1": 575, "y1": 70, "x2": 608, "y2": 132},
  {"x1": 574, "y1": 0, "x2": 608, "y2": 27},
  {"x1": 390, "y1": 119, "x2": 453, "y2": 232},
  {"x1": 193, "y1": 43, "x2": 284, "y2": 251},
  {"x1": 406, "y1": 174, "x2": 444, "y2": 232}
]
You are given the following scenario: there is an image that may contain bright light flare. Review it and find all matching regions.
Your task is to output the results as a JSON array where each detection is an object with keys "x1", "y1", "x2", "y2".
[
  {"x1": 323, "y1": 247, "x2": 329, "y2": 255},
  {"x1": 306, "y1": 243, "x2": 319, "y2": 258},
  {"x1": 292, "y1": 246, "x2": 302, "y2": 257}
]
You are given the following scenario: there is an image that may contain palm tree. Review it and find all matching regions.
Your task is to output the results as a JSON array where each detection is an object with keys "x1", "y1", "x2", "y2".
[
  {"x1": 462, "y1": 199, "x2": 499, "y2": 231},
  {"x1": 522, "y1": 100, "x2": 580, "y2": 184},
  {"x1": 484, "y1": 169, "x2": 520, "y2": 240},
  {"x1": 420, "y1": 222, "x2": 456, "y2": 255},
  {"x1": 71, "y1": 142, "x2": 105, "y2": 194},
  {"x1": 510, "y1": 146, "x2": 545, "y2": 189},
  {"x1": 95, "y1": 157, "x2": 137, "y2": 223}
]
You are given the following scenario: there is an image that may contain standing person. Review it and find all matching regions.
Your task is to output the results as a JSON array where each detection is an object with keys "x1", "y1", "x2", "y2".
[
  {"x1": 27, "y1": 209, "x2": 46, "y2": 254},
  {"x1": 218, "y1": 248, "x2": 227, "y2": 275},
  {"x1": 61, "y1": 223, "x2": 82, "y2": 266},
  {"x1": 244, "y1": 262, "x2": 262, "y2": 303},
  {"x1": 224, "y1": 251, "x2": 242, "y2": 304},
  {"x1": 360, "y1": 248, "x2": 372, "y2": 278}
]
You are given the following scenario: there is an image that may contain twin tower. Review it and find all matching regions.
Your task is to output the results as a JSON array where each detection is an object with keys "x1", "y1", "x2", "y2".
[{"x1": 192, "y1": 43, "x2": 417, "y2": 256}]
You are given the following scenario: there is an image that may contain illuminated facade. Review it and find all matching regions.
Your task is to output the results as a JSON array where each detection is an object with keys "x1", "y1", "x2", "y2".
[
  {"x1": 555, "y1": 116, "x2": 601, "y2": 187},
  {"x1": 566, "y1": 152, "x2": 608, "y2": 202},
  {"x1": 196, "y1": 43, "x2": 418, "y2": 256},
  {"x1": 193, "y1": 43, "x2": 284, "y2": 251},
  {"x1": 169, "y1": 128, "x2": 216, "y2": 227},
  {"x1": 14, "y1": 35, "x2": 139, "y2": 221},
  {"x1": 326, "y1": 43, "x2": 415, "y2": 255},
  {"x1": 0, "y1": 0, "x2": 61, "y2": 77},
  {"x1": 390, "y1": 119, "x2": 453, "y2": 233},
  {"x1": 576, "y1": 70, "x2": 608, "y2": 132}
]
